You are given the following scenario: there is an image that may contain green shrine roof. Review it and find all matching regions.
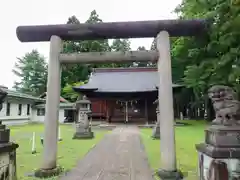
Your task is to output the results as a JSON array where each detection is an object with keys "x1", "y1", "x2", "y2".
[
  {"x1": 6, "y1": 89, "x2": 44, "y2": 102},
  {"x1": 0, "y1": 85, "x2": 44, "y2": 102}
]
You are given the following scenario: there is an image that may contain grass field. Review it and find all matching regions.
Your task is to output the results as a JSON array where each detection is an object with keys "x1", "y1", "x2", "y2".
[
  {"x1": 141, "y1": 120, "x2": 208, "y2": 180},
  {"x1": 9, "y1": 124, "x2": 109, "y2": 180}
]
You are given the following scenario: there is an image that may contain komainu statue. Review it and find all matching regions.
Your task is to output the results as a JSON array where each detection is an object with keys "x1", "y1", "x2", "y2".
[{"x1": 208, "y1": 85, "x2": 240, "y2": 125}]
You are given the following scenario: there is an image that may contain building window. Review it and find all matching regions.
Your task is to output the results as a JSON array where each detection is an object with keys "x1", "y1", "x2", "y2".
[
  {"x1": 27, "y1": 104, "x2": 31, "y2": 115},
  {"x1": 18, "y1": 104, "x2": 22, "y2": 116},
  {"x1": 64, "y1": 110, "x2": 68, "y2": 117},
  {"x1": 37, "y1": 108, "x2": 45, "y2": 116},
  {"x1": 6, "y1": 103, "x2": 10, "y2": 116}
]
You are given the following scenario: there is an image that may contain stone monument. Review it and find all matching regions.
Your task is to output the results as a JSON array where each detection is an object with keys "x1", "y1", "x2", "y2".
[
  {"x1": 73, "y1": 96, "x2": 94, "y2": 139},
  {"x1": 152, "y1": 99, "x2": 160, "y2": 139},
  {"x1": 196, "y1": 85, "x2": 240, "y2": 180},
  {"x1": 0, "y1": 86, "x2": 19, "y2": 180}
]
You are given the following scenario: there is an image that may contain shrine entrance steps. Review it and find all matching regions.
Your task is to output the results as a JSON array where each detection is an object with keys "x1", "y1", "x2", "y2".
[{"x1": 60, "y1": 126, "x2": 154, "y2": 180}]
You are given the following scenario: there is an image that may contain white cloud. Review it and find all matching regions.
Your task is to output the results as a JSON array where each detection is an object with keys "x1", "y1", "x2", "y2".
[{"x1": 0, "y1": 0, "x2": 181, "y2": 88}]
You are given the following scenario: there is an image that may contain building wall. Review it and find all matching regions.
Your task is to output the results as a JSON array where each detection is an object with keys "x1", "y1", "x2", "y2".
[
  {"x1": 32, "y1": 108, "x2": 66, "y2": 123},
  {"x1": 0, "y1": 98, "x2": 33, "y2": 125},
  {"x1": 90, "y1": 98, "x2": 107, "y2": 118},
  {"x1": 0, "y1": 95, "x2": 71, "y2": 125},
  {"x1": 89, "y1": 98, "x2": 157, "y2": 123}
]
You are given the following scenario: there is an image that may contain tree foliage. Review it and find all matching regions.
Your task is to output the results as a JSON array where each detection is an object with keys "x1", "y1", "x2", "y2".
[
  {"x1": 134, "y1": 46, "x2": 153, "y2": 67},
  {"x1": 111, "y1": 39, "x2": 131, "y2": 52},
  {"x1": 61, "y1": 10, "x2": 136, "y2": 101},
  {"x1": 61, "y1": 11, "x2": 111, "y2": 101},
  {"x1": 150, "y1": 38, "x2": 157, "y2": 50},
  {"x1": 109, "y1": 39, "x2": 132, "y2": 67},
  {"x1": 62, "y1": 81, "x2": 87, "y2": 102},
  {"x1": 12, "y1": 50, "x2": 47, "y2": 96},
  {"x1": 172, "y1": 0, "x2": 240, "y2": 99}
]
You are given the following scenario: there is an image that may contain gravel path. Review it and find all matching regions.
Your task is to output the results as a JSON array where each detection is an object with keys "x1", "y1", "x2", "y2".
[{"x1": 60, "y1": 126, "x2": 154, "y2": 180}]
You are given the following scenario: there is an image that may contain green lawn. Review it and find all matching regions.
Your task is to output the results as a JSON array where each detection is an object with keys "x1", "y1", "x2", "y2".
[
  {"x1": 141, "y1": 120, "x2": 208, "y2": 180},
  {"x1": 9, "y1": 124, "x2": 109, "y2": 180}
]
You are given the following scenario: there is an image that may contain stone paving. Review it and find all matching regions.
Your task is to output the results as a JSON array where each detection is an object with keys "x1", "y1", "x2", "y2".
[{"x1": 60, "y1": 126, "x2": 154, "y2": 180}]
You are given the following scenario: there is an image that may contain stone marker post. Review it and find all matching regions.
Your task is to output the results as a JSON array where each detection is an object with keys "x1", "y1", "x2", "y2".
[
  {"x1": 157, "y1": 31, "x2": 183, "y2": 179},
  {"x1": 152, "y1": 99, "x2": 160, "y2": 139},
  {"x1": 31, "y1": 132, "x2": 36, "y2": 154},
  {"x1": 73, "y1": 96, "x2": 94, "y2": 139},
  {"x1": 0, "y1": 86, "x2": 19, "y2": 180},
  {"x1": 196, "y1": 85, "x2": 240, "y2": 180}
]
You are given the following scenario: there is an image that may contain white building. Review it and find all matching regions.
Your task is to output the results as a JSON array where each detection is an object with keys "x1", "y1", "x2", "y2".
[
  {"x1": 33, "y1": 103, "x2": 75, "y2": 123},
  {"x1": 0, "y1": 86, "x2": 75, "y2": 125}
]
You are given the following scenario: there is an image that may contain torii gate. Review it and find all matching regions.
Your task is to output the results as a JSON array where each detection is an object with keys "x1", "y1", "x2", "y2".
[{"x1": 16, "y1": 19, "x2": 207, "y2": 178}]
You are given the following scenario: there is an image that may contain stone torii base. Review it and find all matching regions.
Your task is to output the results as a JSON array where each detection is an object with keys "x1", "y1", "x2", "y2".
[{"x1": 34, "y1": 167, "x2": 64, "y2": 178}]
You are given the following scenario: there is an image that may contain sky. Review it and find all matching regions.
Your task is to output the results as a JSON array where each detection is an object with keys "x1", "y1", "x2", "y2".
[{"x1": 0, "y1": 0, "x2": 181, "y2": 89}]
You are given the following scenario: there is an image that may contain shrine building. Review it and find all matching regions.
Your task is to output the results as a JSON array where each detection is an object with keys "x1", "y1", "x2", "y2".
[{"x1": 73, "y1": 67, "x2": 182, "y2": 124}]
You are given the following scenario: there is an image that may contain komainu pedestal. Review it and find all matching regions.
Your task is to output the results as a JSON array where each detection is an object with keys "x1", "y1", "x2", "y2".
[
  {"x1": 73, "y1": 96, "x2": 94, "y2": 139},
  {"x1": 0, "y1": 86, "x2": 19, "y2": 180},
  {"x1": 196, "y1": 85, "x2": 240, "y2": 180},
  {"x1": 0, "y1": 121, "x2": 19, "y2": 180}
]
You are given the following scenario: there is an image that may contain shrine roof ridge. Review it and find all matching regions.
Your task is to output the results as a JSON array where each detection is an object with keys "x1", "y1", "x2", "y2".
[{"x1": 74, "y1": 68, "x2": 183, "y2": 93}]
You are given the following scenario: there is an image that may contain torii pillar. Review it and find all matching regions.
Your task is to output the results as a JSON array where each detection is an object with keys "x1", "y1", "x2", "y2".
[
  {"x1": 157, "y1": 31, "x2": 183, "y2": 179},
  {"x1": 34, "y1": 35, "x2": 63, "y2": 177}
]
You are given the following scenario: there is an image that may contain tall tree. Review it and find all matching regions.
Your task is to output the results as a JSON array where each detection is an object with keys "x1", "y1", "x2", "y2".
[
  {"x1": 150, "y1": 38, "x2": 157, "y2": 50},
  {"x1": 81, "y1": 10, "x2": 111, "y2": 53},
  {"x1": 61, "y1": 11, "x2": 112, "y2": 101},
  {"x1": 61, "y1": 15, "x2": 90, "y2": 88},
  {"x1": 173, "y1": 0, "x2": 240, "y2": 97},
  {"x1": 110, "y1": 39, "x2": 132, "y2": 67},
  {"x1": 137, "y1": 46, "x2": 146, "y2": 51},
  {"x1": 111, "y1": 39, "x2": 131, "y2": 52},
  {"x1": 62, "y1": 81, "x2": 86, "y2": 102},
  {"x1": 12, "y1": 50, "x2": 47, "y2": 96},
  {"x1": 170, "y1": 0, "x2": 240, "y2": 120},
  {"x1": 133, "y1": 46, "x2": 151, "y2": 67}
]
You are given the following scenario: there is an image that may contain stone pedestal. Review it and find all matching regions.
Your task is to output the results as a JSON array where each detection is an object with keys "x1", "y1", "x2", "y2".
[
  {"x1": 73, "y1": 123, "x2": 94, "y2": 139},
  {"x1": 0, "y1": 122, "x2": 18, "y2": 180},
  {"x1": 196, "y1": 125, "x2": 240, "y2": 180},
  {"x1": 0, "y1": 86, "x2": 19, "y2": 179}
]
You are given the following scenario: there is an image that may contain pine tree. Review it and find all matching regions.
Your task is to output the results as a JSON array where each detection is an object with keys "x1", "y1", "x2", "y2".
[{"x1": 13, "y1": 50, "x2": 47, "y2": 96}]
